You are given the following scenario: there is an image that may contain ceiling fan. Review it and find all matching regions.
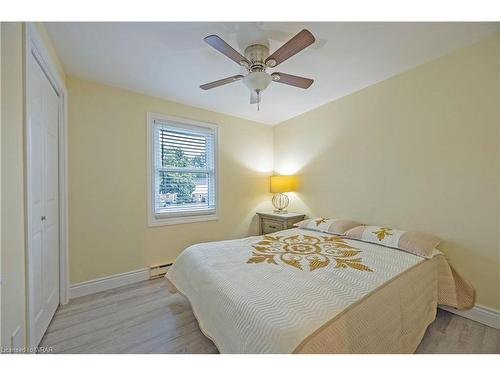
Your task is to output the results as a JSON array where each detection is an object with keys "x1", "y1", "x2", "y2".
[{"x1": 200, "y1": 29, "x2": 316, "y2": 109}]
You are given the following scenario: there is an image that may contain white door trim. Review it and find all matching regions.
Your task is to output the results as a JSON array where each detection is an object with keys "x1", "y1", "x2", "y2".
[{"x1": 24, "y1": 23, "x2": 69, "y2": 348}]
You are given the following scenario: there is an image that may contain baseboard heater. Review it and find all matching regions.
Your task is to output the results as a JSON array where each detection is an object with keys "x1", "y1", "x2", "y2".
[{"x1": 149, "y1": 263, "x2": 173, "y2": 280}]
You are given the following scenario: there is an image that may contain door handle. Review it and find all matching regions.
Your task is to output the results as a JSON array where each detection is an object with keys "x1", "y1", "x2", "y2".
[{"x1": 41, "y1": 216, "x2": 47, "y2": 221}]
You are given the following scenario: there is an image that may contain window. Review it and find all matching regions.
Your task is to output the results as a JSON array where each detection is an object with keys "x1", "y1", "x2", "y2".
[{"x1": 148, "y1": 113, "x2": 218, "y2": 226}]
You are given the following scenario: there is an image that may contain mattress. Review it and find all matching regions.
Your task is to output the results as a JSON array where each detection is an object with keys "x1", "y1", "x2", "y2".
[{"x1": 166, "y1": 228, "x2": 474, "y2": 354}]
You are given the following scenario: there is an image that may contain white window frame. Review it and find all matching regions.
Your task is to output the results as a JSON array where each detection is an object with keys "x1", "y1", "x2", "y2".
[{"x1": 147, "y1": 112, "x2": 219, "y2": 226}]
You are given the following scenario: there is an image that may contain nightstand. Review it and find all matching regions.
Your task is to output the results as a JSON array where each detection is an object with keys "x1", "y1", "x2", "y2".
[{"x1": 257, "y1": 212, "x2": 306, "y2": 235}]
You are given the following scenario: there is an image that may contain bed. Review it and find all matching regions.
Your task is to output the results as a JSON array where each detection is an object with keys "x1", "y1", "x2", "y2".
[{"x1": 166, "y1": 227, "x2": 474, "y2": 354}]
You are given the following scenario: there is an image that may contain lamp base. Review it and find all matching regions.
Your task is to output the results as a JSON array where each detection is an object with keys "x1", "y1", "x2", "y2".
[{"x1": 272, "y1": 193, "x2": 289, "y2": 214}]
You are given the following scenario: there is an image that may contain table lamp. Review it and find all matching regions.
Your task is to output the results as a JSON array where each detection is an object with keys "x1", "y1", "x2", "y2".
[{"x1": 270, "y1": 175, "x2": 297, "y2": 214}]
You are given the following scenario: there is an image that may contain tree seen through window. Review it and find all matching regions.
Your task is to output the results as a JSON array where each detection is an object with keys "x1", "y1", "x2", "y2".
[{"x1": 159, "y1": 147, "x2": 207, "y2": 206}]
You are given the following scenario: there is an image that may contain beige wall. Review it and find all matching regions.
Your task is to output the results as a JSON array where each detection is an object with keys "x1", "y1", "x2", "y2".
[
  {"x1": 1, "y1": 22, "x2": 26, "y2": 348},
  {"x1": 0, "y1": 21, "x2": 3, "y2": 342},
  {"x1": 274, "y1": 35, "x2": 500, "y2": 310},
  {"x1": 67, "y1": 77, "x2": 274, "y2": 284}
]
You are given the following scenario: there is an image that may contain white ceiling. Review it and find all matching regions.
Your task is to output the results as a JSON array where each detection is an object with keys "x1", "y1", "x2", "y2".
[{"x1": 46, "y1": 22, "x2": 499, "y2": 125}]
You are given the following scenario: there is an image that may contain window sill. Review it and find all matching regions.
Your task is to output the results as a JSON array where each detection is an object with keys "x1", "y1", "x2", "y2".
[{"x1": 148, "y1": 213, "x2": 219, "y2": 227}]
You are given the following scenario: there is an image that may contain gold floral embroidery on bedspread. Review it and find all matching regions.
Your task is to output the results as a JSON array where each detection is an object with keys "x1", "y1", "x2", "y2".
[
  {"x1": 372, "y1": 227, "x2": 393, "y2": 241},
  {"x1": 315, "y1": 218, "x2": 328, "y2": 226},
  {"x1": 247, "y1": 234, "x2": 373, "y2": 272}
]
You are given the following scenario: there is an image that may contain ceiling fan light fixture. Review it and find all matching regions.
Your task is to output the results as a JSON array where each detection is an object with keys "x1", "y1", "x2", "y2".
[{"x1": 242, "y1": 71, "x2": 272, "y2": 92}]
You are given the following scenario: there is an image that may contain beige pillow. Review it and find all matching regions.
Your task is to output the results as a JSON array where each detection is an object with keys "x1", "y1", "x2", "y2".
[
  {"x1": 344, "y1": 225, "x2": 440, "y2": 258},
  {"x1": 294, "y1": 218, "x2": 360, "y2": 235}
]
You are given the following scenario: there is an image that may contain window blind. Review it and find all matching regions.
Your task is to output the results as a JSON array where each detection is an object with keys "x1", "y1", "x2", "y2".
[{"x1": 153, "y1": 120, "x2": 216, "y2": 217}]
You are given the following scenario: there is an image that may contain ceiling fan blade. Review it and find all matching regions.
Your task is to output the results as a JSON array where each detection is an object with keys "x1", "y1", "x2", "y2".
[
  {"x1": 204, "y1": 35, "x2": 250, "y2": 66},
  {"x1": 250, "y1": 90, "x2": 260, "y2": 104},
  {"x1": 265, "y1": 29, "x2": 315, "y2": 67},
  {"x1": 271, "y1": 73, "x2": 314, "y2": 89},
  {"x1": 200, "y1": 75, "x2": 244, "y2": 90},
  {"x1": 265, "y1": 29, "x2": 327, "y2": 50}
]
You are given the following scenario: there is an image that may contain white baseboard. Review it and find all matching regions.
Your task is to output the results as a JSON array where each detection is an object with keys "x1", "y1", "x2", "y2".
[
  {"x1": 439, "y1": 304, "x2": 500, "y2": 329},
  {"x1": 69, "y1": 268, "x2": 150, "y2": 299}
]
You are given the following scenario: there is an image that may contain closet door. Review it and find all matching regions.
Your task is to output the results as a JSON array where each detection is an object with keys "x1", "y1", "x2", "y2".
[{"x1": 29, "y1": 53, "x2": 60, "y2": 347}]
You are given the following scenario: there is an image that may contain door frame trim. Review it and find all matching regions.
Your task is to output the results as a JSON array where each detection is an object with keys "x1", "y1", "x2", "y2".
[{"x1": 24, "y1": 23, "x2": 69, "y2": 348}]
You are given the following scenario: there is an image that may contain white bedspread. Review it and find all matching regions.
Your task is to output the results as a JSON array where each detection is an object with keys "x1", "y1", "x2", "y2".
[{"x1": 166, "y1": 228, "x2": 435, "y2": 353}]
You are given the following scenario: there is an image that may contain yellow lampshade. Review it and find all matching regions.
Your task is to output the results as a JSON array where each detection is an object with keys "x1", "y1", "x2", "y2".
[{"x1": 270, "y1": 175, "x2": 297, "y2": 193}]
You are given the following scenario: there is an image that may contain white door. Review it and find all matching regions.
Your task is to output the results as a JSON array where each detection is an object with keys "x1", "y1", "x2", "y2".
[{"x1": 28, "y1": 53, "x2": 60, "y2": 347}]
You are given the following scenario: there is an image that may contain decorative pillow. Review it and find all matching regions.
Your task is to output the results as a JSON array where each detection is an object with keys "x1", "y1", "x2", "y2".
[
  {"x1": 294, "y1": 217, "x2": 361, "y2": 235},
  {"x1": 344, "y1": 225, "x2": 440, "y2": 258}
]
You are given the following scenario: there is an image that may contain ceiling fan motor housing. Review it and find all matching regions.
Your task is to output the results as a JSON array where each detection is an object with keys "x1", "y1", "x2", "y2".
[{"x1": 244, "y1": 44, "x2": 269, "y2": 71}]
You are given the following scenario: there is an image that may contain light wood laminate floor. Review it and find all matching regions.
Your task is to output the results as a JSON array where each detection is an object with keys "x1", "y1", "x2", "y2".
[{"x1": 40, "y1": 278, "x2": 499, "y2": 354}]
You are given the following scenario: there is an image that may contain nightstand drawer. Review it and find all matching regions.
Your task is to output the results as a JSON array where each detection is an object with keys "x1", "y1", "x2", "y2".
[
  {"x1": 257, "y1": 212, "x2": 306, "y2": 235},
  {"x1": 262, "y1": 219, "x2": 284, "y2": 234}
]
